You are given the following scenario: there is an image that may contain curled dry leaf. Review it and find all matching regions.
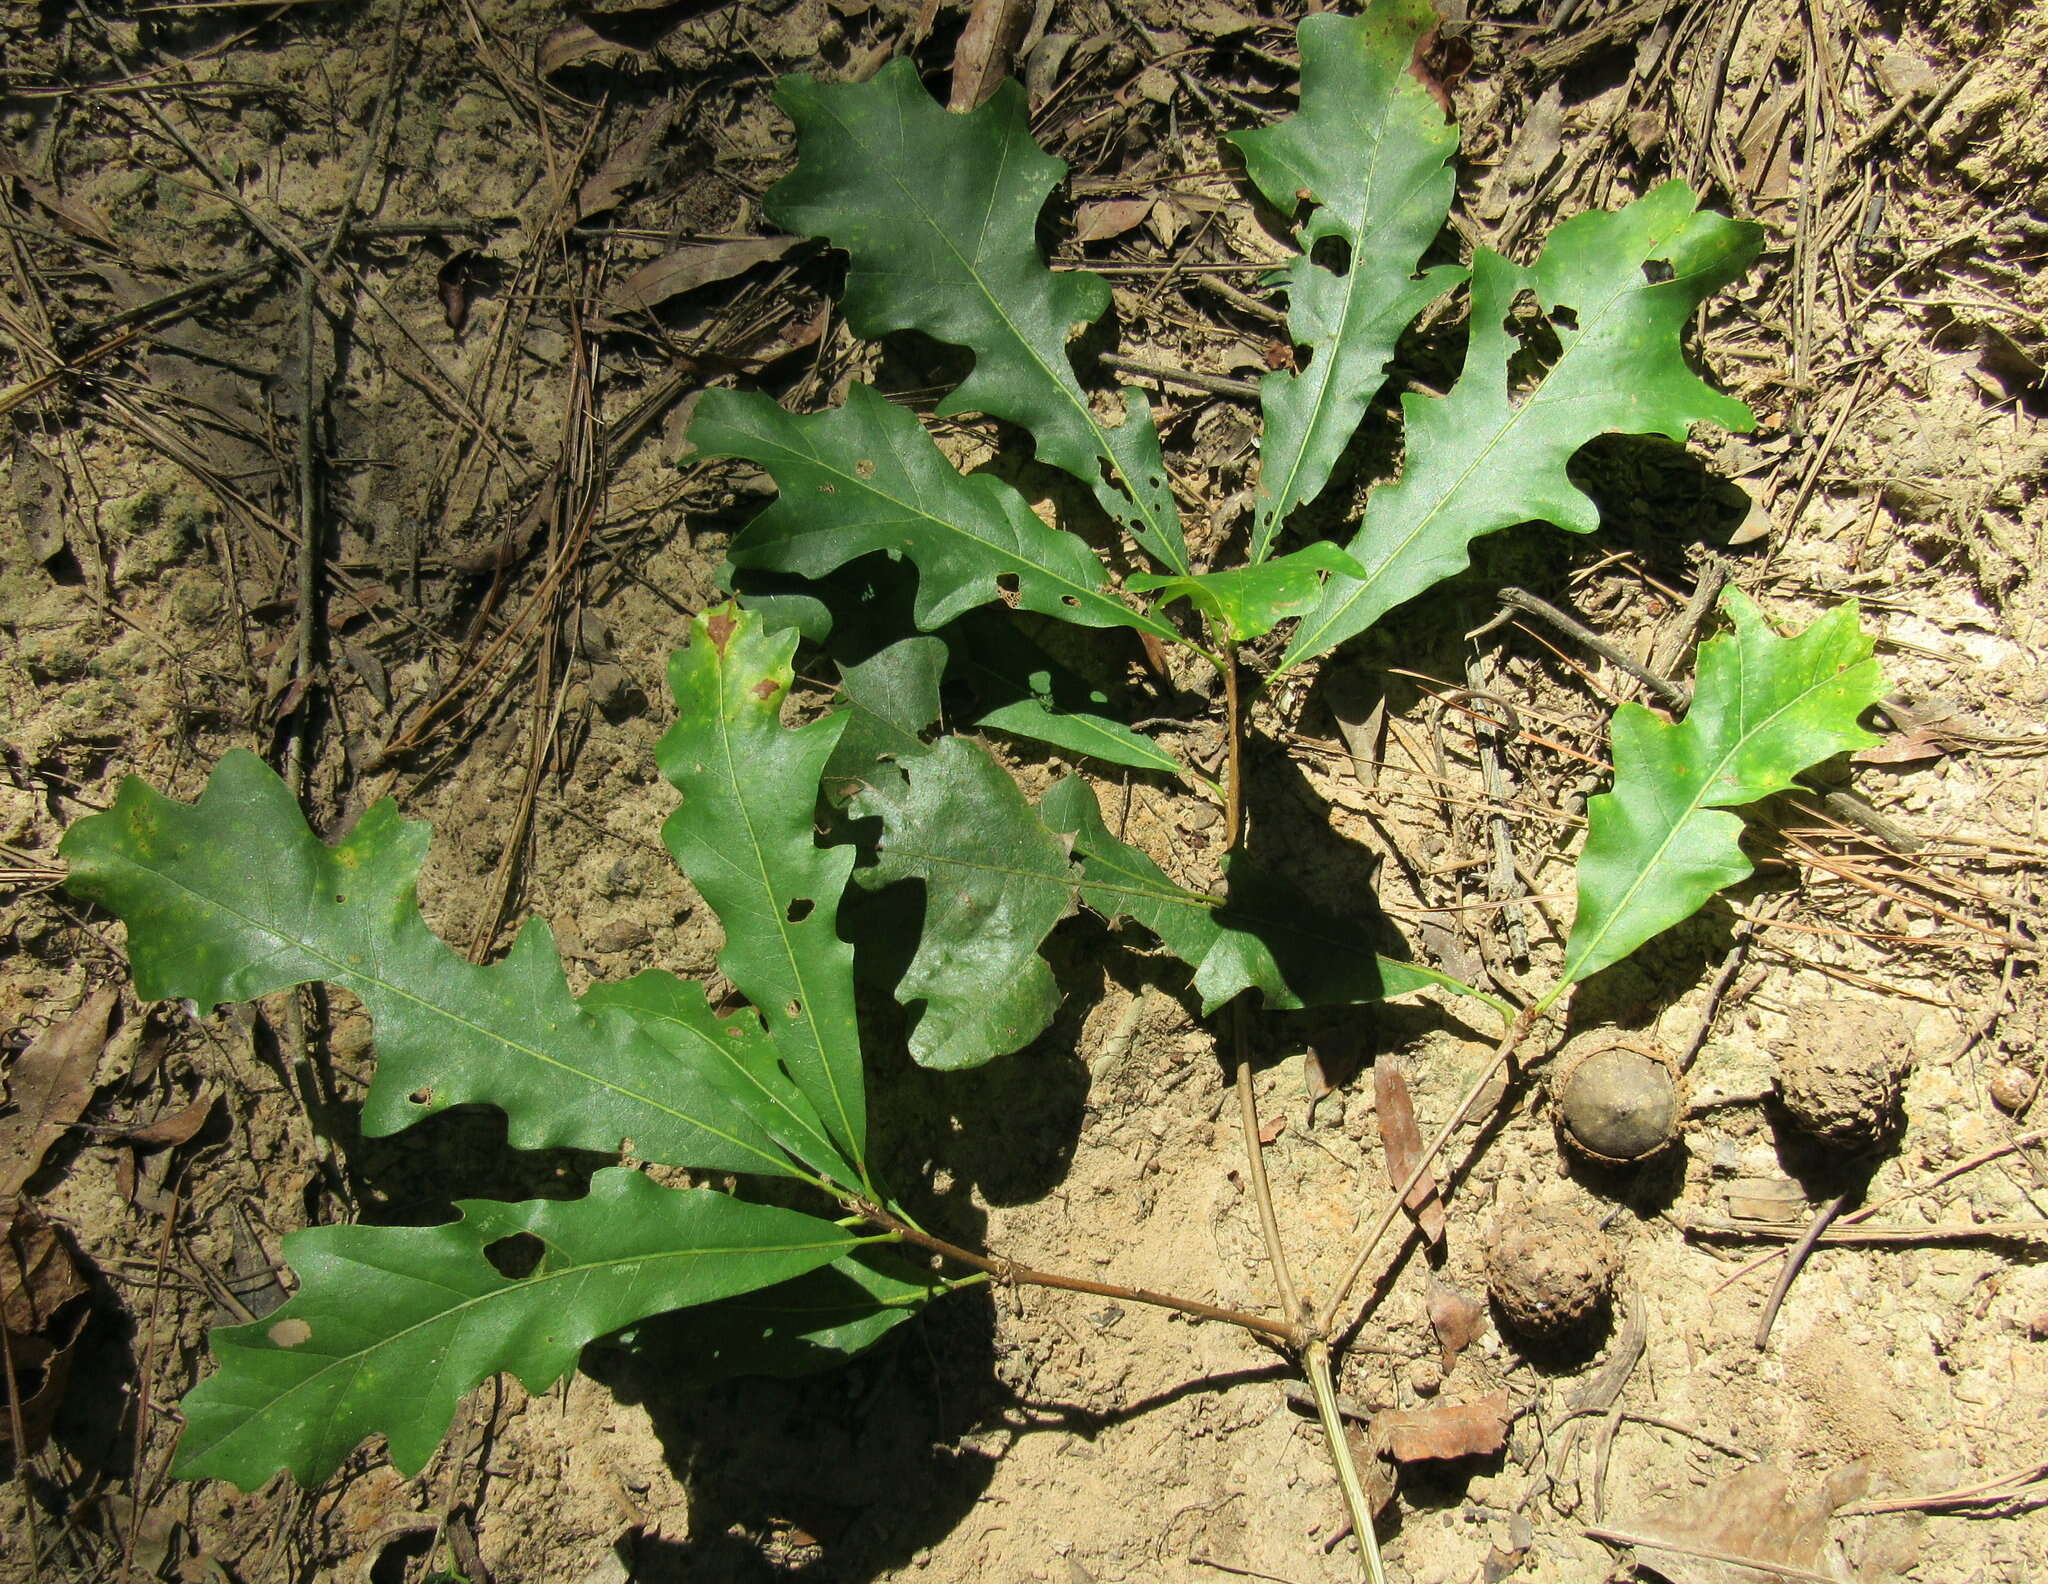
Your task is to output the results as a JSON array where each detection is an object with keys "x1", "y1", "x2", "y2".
[
  {"x1": 1372, "y1": 1389, "x2": 1509, "y2": 1462},
  {"x1": 1071, "y1": 198, "x2": 1154, "y2": 245},
  {"x1": 0, "y1": 1204, "x2": 91, "y2": 1453},
  {"x1": 575, "y1": 97, "x2": 676, "y2": 223},
  {"x1": 1375, "y1": 1059, "x2": 1446, "y2": 1244},
  {"x1": 123, "y1": 1088, "x2": 218, "y2": 1150},
  {"x1": 1427, "y1": 1273, "x2": 1487, "y2": 1375}
]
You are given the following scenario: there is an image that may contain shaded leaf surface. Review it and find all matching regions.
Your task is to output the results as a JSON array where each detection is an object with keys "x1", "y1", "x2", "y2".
[
  {"x1": 606, "y1": 1247, "x2": 940, "y2": 1390},
  {"x1": 582, "y1": 971, "x2": 860, "y2": 1191},
  {"x1": 1285, "y1": 183, "x2": 1762, "y2": 669},
  {"x1": 1228, "y1": 2, "x2": 1463, "y2": 560},
  {"x1": 853, "y1": 737, "x2": 1076, "y2": 1069},
  {"x1": 658, "y1": 608, "x2": 869, "y2": 1171},
  {"x1": 174, "y1": 1170, "x2": 861, "y2": 1487},
  {"x1": 1040, "y1": 780, "x2": 1494, "y2": 1015},
  {"x1": 60, "y1": 753, "x2": 803, "y2": 1181},
  {"x1": 701, "y1": 385, "x2": 1173, "y2": 642},
  {"x1": 767, "y1": 62, "x2": 1188, "y2": 572},
  {"x1": 826, "y1": 634, "x2": 947, "y2": 787},
  {"x1": 1562, "y1": 592, "x2": 1883, "y2": 986}
]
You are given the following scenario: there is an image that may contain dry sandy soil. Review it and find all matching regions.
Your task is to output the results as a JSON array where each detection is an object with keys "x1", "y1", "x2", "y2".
[{"x1": 4, "y1": 0, "x2": 2048, "y2": 1580}]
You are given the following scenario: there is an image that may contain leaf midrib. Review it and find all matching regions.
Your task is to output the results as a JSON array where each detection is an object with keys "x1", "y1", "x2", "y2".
[
  {"x1": 1287, "y1": 219, "x2": 1693, "y2": 667},
  {"x1": 1563, "y1": 651, "x2": 1856, "y2": 982},
  {"x1": 196, "y1": 1229, "x2": 858, "y2": 1469},
  {"x1": 138, "y1": 860, "x2": 797, "y2": 1178},
  {"x1": 709, "y1": 662, "x2": 865, "y2": 1174},
  {"x1": 739, "y1": 412, "x2": 1176, "y2": 643},
  {"x1": 1253, "y1": 108, "x2": 1403, "y2": 562}
]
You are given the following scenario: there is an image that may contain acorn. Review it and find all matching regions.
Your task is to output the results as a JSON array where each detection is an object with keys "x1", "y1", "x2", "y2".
[{"x1": 1553, "y1": 1040, "x2": 1684, "y2": 1166}]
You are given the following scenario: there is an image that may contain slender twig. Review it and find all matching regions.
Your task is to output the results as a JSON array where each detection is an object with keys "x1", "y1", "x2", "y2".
[
  {"x1": 1753, "y1": 1190, "x2": 1849, "y2": 1349},
  {"x1": 1328, "y1": 1006, "x2": 1538, "y2": 1339},
  {"x1": 1222, "y1": 644, "x2": 1246, "y2": 849},
  {"x1": 1498, "y1": 586, "x2": 1689, "y2": 708},
  {"x1": 1584, "y1": 1526, "x2": 1840, "y2": 1584},
  {"x1": 0, "y1": 1313, "x2": 38, "y2": 1579},
  {"x1": 1098, "y1": 350, "x2": 1260, "y2": 401},
  {"x1": 1235, "y1": 1000, "x2": 1302, "y2": 1324},
  {"x1": 1710, "y1": 1127, "x2": 2048, "y2": 1293},
  {"x1": 859, "y1": 1205, "x2": 1300, "y2": 1345},
  {"x1": 1304, "y1": 1340, "x2": 1386, "y2": 1584},
  {"x1": 1835, "y1": 1461, "x2": 2048, "y2": 1517}
]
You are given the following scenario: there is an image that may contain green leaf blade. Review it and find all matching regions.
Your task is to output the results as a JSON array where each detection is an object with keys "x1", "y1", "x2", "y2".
[
  {"x1": 852, "y1": 737, "x2": 1078, "y2": 1069},
  {"x1": 1560, "y1": 593, "x2": 1885, "y2": 987},
  {"x1": 173, "y1": 1170, "x2": 862, "y2": 1488},
  {"x1": 700, "y1": 386, "x2": 1175, "y2": 643},
  {"x1": 1227, "y1": 2, "x2": 1464, "y2": 561},
  {"x1": 1283, "y1": 184, "x2": 1763, "y2": 669},
  {"x1": 1128, "y1": 542, "x2": 1365, "y2": 642},
  {"x1": 767, "y1": 63, "x2": 1188, "y2": 572},
  {"x1": 658, "y1": 607, "x2": 869, "y2": 1172},
  {"x1": 59, "y1": 753, "x2": 805, "y2": 1181},
  {"x1": 975, "y1": 696, "x2": 1188, "y2": 781}
]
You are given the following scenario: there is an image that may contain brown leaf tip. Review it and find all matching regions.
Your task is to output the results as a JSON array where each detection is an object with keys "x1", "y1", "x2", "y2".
[{"x1": 704, "y1": 610, "x2": 738, "y2": 652}]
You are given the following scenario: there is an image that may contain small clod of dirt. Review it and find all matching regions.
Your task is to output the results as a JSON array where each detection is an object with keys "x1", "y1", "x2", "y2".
[
  {"x1": 1774, "y1": 1001, "x2": 1914, "y2": 1146},
  {"x1": 1485, "y1": 1202, "x2": 1617, "y2": 1340}
]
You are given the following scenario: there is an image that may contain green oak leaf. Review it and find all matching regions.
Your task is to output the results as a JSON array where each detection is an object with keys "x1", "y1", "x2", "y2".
[
  {"x1": 1227, "y1": 1, "x2": 1464, "y2": 561},
  {"x1": 767, "y1": 62, "x2": 1188, "y2": 573},
  {"x1": 658, "y1": 606, "x2": 870, "y2": 1173},
  {"x1": 1041, "y1": 779, "x2": 1503, "y2": 1016},
  {"x1": 174, "y1": 1169, "x2": 863, "y2": 1487},
  {"x1": 1128, "y1": 542, "x2": 1367, "y2": 642},
  {"x1": 699, "y1": 385, "x2": 1176, "y2": 643},
  {"x1": 1283, "y1": 183, "x2": 1762, "y2": 670},
  {"x1": 974, "y1": 696, "x2": 1188, "y2": 782},
  {"x1": 826, "y1": 634, "x2": 948, "y2": 787},
  {"x1": 1560, "y1": 591, "x2": 1884, "y2": 988},
  {"x1": 852, "y1": 737, "x2": 1078, "y2": 1069},
  {"x1": 59, "y1": 751, "x2": 814, "y2": 1182}
]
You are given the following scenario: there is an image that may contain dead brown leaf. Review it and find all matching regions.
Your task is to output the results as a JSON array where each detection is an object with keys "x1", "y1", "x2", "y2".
[
  {"x1": 1, "y1": 1204, "x2": 91, "y2": 1453},
  {"x1": 1614, "y1": 1463, "x2": 1867, "y2": 1584},
  {"x1": 1853, "y1": 727, "x2": 1951, "y2": 766},
  {"x1": 123, "y1": 1088, "x2": 217, "y2": 1150},
  {"x1": 0, "y1": 987, "x2": 116, "y2": 1202},
  {"x1": 539, "y1": 0, "x2": 722, "y2": 76},
  {"x1": 1372, "y1": 1390, "x2": 1509, "y2": 1462},
  {"x1": 1071, "y1": 198, "x2": 1154, "y2": 245},
  {"x1": 606, "y1": 237, "x2": 798, "y2": 314},
  {"x1": 576, "y1": 98, "x2": 676, "y2": 223},
  {"x1": 0, "y1": 148, "x2": 117, "y2": 248},
  {"x1": 949, "y1": 0, "x2": 1033, "y2": 111},
  {"x1": 1427, "y1": 1273, "x2": 1487, "y2": 1375},
  {"x1": 1374, "y1": 1059, "x2": 1446, "y2": 1245}
]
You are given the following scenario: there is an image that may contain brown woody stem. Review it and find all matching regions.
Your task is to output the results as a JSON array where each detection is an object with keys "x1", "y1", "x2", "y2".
[{"x1": 858, "y1": 1204, "x2": 1303, "y2": 1346}]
